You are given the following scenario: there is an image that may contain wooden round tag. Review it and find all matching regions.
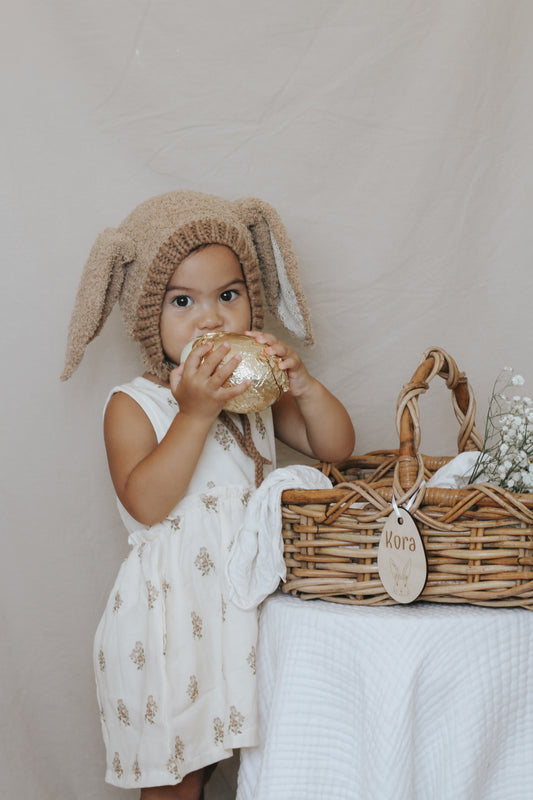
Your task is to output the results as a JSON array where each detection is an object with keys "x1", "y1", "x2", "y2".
[{"x1": 377, "y1": 508, "x2": 428, "y2": 604}]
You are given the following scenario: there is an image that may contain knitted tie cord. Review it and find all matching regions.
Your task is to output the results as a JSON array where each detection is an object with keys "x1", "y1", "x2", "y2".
[{"x1": 219, "y1": 411, "x2": 272, "y2": 488}]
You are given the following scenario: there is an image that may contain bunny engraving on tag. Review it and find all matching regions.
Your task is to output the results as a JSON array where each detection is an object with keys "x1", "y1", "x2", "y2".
[{"x1": 377, "y1": 508, "x2": 428, "y2": 603}]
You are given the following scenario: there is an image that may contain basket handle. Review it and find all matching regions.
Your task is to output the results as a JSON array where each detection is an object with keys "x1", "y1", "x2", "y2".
[{"x1": 395, "y1": 346, "x2": 484, "y2": 494}]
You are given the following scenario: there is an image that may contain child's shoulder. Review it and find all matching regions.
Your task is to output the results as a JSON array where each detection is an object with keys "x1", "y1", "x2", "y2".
[
  {"x1": 104, "y1": 375, "x2": 178, "y2": 438},
  {"x1": 106, "y1": 374, "x2": 171, "y2": 405}
]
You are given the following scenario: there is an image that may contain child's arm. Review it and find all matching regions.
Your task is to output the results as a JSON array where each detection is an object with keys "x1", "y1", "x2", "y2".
[
  {"x1": 104, "y1": 341, "x2": 250, "y2": 526},
  {"x1": 246, "y1": 332, "x2": 355, "y2": 462}
]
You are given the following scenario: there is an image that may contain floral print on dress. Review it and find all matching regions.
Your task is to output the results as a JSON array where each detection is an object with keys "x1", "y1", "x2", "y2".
[
  {"x1": 145, "y1": 695, "x2": 158, "y2": 724},
  {"x1": 113, "y1": 592, "x2": 123, "y2": 613},
  {"x1": 167, "y1": 736, "x2": 185, "y2": 779},
  {"x1": 117, "y1": 699, "x2": 131, "y2": 726},
  {"x1": 221, "y1": 596, "x2": 227, "y2": 622},
  {"x1": 162, "y1": 578, "x2": 171, "y2": 597},
  {"x1": 137, "y1": 542, "x2": 146, "y2": 561},
  {"x1": 241, "y1": 488, "x2": 253, "y2": 507},
  {"x1": 228, "y1": 705, "x2": 245, "y2": 735},
  {"x1": 214, "y1": 422, "x2": 235, "y2": 451},
  {"x1": 201, "y1": 494, "x2": 218, "y2": 512},
  {"x1": 98, "y1": 649, "x2": 106, "y2": 671},
  {"x1": 187, "y1": 675, "x2": 199, "y2": 703},
  {"x1": 194, "y1": 547, "x2": 215, "y2": 576},
  {"x1": 169, "y1": 516, "x2": 181, "y2": 531},
  {"x1": 130, "y1": 641, "x2": 146, "y2": 670},
  {"x1": 247, "y1": 646, "x2": 256, "y2": 675},
  {"x1": 112, "y1": 752, "x2": 123, "y2": 780},
  {"x1": 255, "y1": 412, "x2": 267, "y2": 439},
  {"x1": 132, "y1": 757, "x2": 142, "y2": 782},
  {"x1": 146, "y1": 580, "x2": 159, "y2": 609},
  {"x1": 191, "y1": 612, "x2": 203, "y2": 639},
  {"x1": 213, "y1": 717, "x2": 224, "y2": 746}
]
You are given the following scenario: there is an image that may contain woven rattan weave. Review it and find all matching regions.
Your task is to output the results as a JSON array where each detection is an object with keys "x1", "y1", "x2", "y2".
[{"x1": 281, "y1": 347, "x2": 533, "y2": 608}]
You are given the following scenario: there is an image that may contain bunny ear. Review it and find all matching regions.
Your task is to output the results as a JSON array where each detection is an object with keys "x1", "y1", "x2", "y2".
[
  {"x1": 237, "y1": 198, "x2": 314, "y2": 344},
  {"x1": 61, "y1": 228, "x2": 136, "y2": 380}
]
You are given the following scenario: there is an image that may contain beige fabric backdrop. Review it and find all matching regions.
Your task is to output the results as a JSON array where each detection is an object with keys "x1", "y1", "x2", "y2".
[{"x1": 2, "y1": 1, "x2": 533, "y2": 797}]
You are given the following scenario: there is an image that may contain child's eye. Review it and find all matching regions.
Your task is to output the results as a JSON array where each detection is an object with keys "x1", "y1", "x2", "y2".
[
  {"x1": 220, "y1": 289, "x2": 238, "y2": 302},
  {"x1": 172, "y1": 295, "x2": 192, "y2": 308}
]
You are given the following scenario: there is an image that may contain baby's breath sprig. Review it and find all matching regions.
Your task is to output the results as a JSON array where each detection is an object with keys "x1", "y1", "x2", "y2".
[{"x1": 469, "y1": 367, "x2": 533, "y2": 492}]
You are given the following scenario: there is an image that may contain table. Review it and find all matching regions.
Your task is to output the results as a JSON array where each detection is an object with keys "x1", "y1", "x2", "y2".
[{"x1": 237, "y1": 592, "x2": 533, "y2": 800}]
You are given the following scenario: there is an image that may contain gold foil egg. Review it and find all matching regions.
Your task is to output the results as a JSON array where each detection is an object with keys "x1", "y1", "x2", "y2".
[{"x1": 180, "y1": 332, "x2": 289, "y2": 413}]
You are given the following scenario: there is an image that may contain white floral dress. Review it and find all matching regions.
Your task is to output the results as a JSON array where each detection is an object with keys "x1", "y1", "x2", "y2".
[{"x1": 94, "y1": 376, "x2": 276, "y2": 788}]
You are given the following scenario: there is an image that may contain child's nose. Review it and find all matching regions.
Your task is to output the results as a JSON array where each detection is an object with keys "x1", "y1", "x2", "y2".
[{"x1": 197, "y1": 303, "x2": 223, "y2": 331}]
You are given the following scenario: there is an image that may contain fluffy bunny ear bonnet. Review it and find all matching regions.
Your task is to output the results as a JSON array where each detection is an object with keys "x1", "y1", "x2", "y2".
[{"x1": 61, "y1": 190, "x2": 314, "y2": 382}]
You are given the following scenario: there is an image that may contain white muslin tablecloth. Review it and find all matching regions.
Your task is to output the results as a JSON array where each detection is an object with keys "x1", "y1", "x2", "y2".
[{"x1": 237, "y1": 593, "x2": 533, "y2": 800}]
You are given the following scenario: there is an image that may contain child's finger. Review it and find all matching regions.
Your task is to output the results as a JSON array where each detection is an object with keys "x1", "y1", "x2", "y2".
[
  {"x1": 244, "y1": 330, "x2": 287, "y2": 359},
  {"x1": 197, "y1": 342, "x2": 232, "y2": 375},
  {"x1": 219, "y1": 378, "x2": 252, "y2": 399},
  {"x1": 209, "y1": 353, "x2": 243, "y2": 386},
  {"x1": 184, "y1": 341, "x2": 213, "y2": 370},
  {"x1": 277, "y1": 357, "x2": 298, "y2": 372},
  {"x1": 244, "y1": 330, "x2": 273, "y2": 345}
]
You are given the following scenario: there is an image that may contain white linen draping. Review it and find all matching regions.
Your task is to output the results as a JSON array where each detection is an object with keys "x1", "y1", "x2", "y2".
[{"x1": 238, "y1": 593, "x2": 533, "y2": 800}]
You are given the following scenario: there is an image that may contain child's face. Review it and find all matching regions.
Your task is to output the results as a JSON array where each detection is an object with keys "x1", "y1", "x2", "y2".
[{"x1": 160, "y1": 244, "x2": 252, "y2": 366}]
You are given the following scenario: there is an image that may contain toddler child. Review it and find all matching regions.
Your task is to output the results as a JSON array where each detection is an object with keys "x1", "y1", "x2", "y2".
[{"x1": 62, "y1": 190, "x2": 355, "y2": 799}]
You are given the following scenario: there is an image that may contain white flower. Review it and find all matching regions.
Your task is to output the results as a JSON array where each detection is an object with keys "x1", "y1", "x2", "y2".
[
  {"x1": 524, "y1": 471, "x2": 533, "y2": 489},
  {"x1": 469, "y1": 366, "x2": 532, "y2": 493}
]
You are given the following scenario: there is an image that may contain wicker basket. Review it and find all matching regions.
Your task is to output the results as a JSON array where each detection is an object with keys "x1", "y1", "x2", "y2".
[{"x1": 281, "y1": 347, "x2": 533, "y2": 608}]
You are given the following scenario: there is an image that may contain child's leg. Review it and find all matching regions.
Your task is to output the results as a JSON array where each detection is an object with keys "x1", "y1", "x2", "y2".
[{"x1": 140, "y1": 764, "x2": 217, "y2": 800}]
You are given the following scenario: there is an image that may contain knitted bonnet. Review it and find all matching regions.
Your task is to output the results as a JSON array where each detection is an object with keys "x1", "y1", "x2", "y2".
[{"x1": 61, "y1": 190, "x2": 314, "y2": 381}]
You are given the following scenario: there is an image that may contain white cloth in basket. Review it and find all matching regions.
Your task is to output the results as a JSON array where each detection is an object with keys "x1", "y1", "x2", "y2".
[
  {"x1": 426, "y1": 451, "x2": 484, "y2": 489},
  {"x1": 225, "y1": 466, "x2": 333, "y2": 610}
]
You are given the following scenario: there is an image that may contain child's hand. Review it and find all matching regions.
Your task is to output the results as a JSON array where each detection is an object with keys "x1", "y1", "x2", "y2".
[
  {"x1": 244, "y1": 331, "x2": 312, "y2": 398},
  {"x1": 170, "y1": 341, "x2": 251, "y2": 421},
  {"x1": 245, "y1": 330, "x2": 355, "y2": 463}
]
